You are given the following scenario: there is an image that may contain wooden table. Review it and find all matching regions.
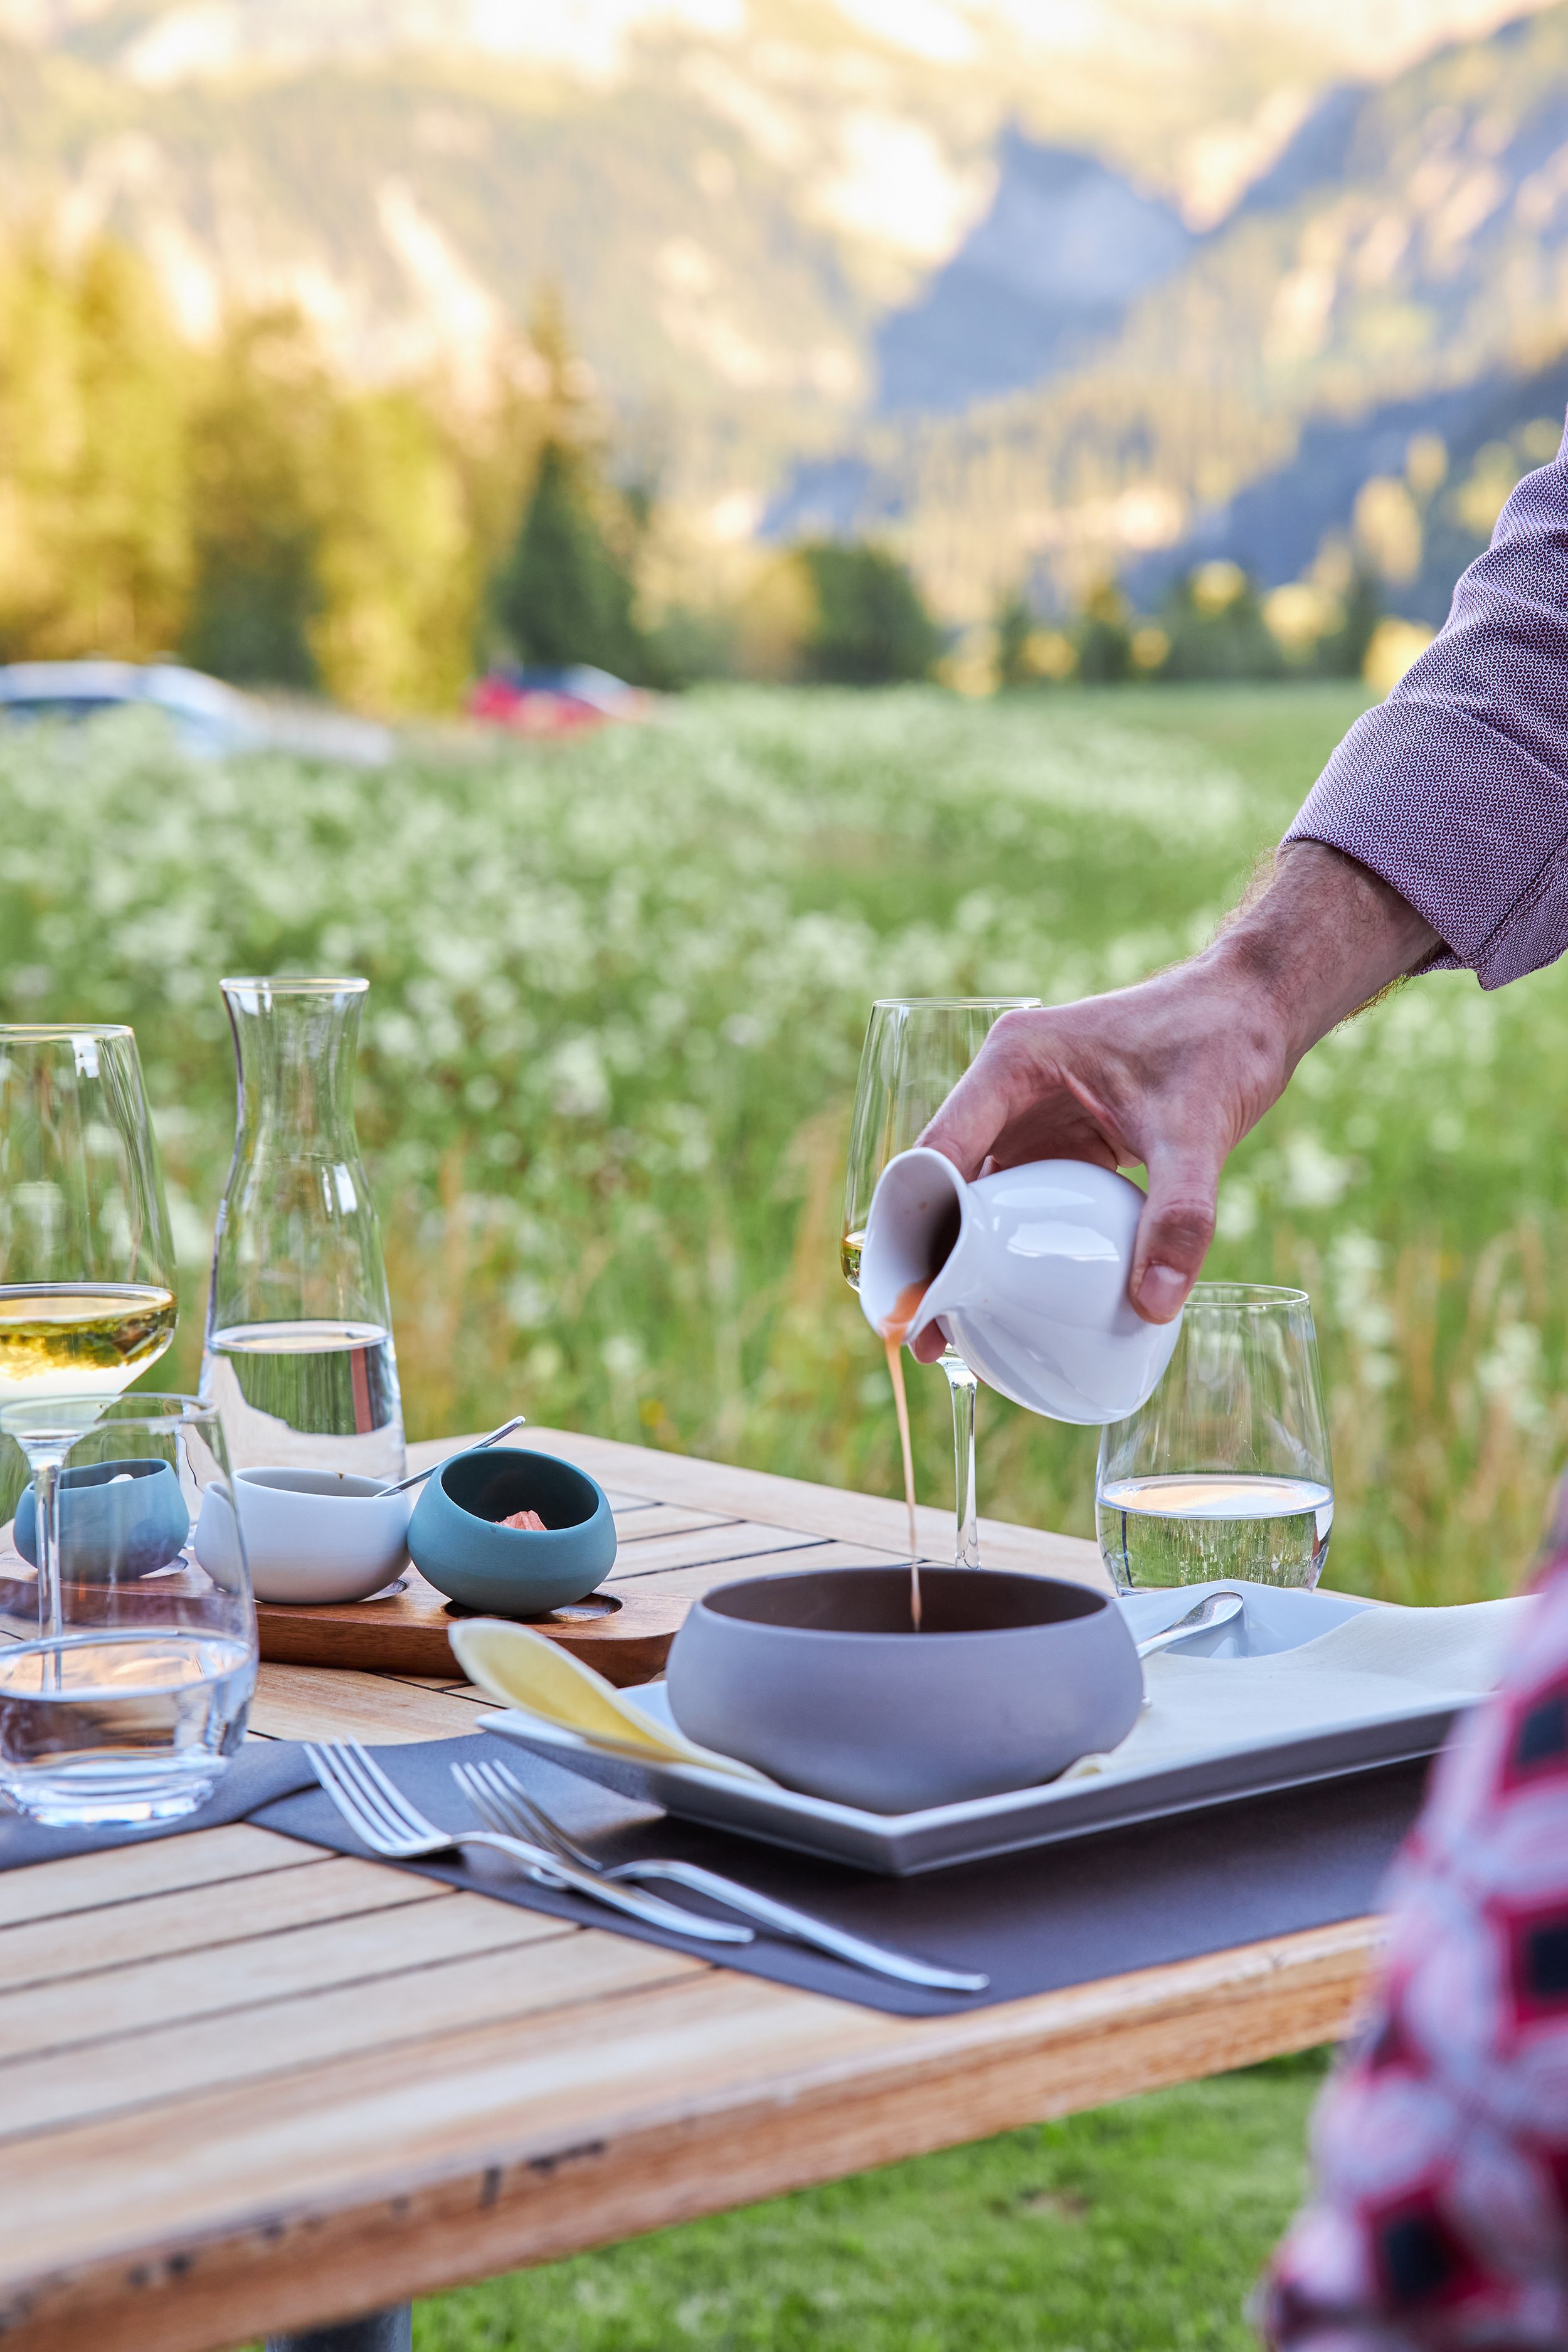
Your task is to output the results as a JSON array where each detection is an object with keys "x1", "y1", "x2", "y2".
[{"x1": 0, "y1": 1431, "x2": 1383, "y2": 2352}]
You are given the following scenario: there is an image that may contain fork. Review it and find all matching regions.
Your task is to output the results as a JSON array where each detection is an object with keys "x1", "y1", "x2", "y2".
[
  {"x1": 452, "y1": 1756, "x2": 990, "y2": 1994},
  {"x1": 305, "y1": 1741, "x2": 753, "y2": 1945}
]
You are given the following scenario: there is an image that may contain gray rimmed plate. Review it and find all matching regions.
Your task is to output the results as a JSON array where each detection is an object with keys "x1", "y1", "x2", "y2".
[{"x1": 487, "y1": 1582, "x2": 1470, "y2": 1877}]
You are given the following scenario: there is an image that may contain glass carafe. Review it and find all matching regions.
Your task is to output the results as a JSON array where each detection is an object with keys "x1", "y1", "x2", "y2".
[{"x1": 199, "y1": 978, "x2": 405, "y2": 1480}]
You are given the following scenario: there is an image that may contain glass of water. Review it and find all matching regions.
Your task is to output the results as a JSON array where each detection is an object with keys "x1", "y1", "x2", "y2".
[
  {"x1": 1095, "y1": 1283, "x2": 1333, "y2": 1592},
  {"x1": 0, "y1": 1394, "x2": 256, "y2": 1826}
]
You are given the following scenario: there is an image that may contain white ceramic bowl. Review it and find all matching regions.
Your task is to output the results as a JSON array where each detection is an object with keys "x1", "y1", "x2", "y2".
[{"x1": 196, "y1": 1466, "x2": 412, "y2": 1605}]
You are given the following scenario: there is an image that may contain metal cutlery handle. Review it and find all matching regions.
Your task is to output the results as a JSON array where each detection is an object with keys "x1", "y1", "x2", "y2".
[
  {"x1": 454, "y1": 1831, "x2": 754, "y2": 1943},
  {"x1": 620, "y1": 1858, "x2": 988, "y2": 1991}
]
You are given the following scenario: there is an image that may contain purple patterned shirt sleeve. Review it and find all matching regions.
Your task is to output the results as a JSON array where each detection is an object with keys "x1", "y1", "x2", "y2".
[{"x1": 1285, "y1": 420, "x2": 1568, "y2": 988}]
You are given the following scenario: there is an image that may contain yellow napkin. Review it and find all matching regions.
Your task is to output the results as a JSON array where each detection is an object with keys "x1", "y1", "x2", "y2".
[{"x1": 448, "y1": 1617, "x2": 771, "y2": 1783}]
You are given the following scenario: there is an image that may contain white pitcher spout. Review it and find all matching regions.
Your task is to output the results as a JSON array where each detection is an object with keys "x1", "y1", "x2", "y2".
[
  {"x1": 859, "y1": 1147, "x2": 970, "y2": 1345},
  {"x1": 859, "y1": 1147, "x2": 1183, "y2": 1425}
]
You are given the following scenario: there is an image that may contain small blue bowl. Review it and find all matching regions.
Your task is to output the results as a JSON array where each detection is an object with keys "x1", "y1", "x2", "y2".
[
  {"x1": 14, "y1": 1457, "x2": 191, "y2": 1583},
  {"x1": 408, "y1": 1447, "x2": 617, "y2": 1617}
]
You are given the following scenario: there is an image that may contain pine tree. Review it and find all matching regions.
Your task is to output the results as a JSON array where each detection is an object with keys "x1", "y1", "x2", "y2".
[
  {"x1": 993, "y1": 587, "x2": 1034, "y2": 688},
  {"x1": 797, "y1": 541, "x2": 940, "y2": 684},
  {"x1": 180, "y1": 309, "x2": 331, "y2": 687},
  {"x1": 491, "y1": 438, "x2": 642, "y2": 675}
]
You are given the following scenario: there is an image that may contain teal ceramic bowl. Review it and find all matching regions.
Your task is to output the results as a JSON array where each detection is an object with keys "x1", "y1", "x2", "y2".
[
  {"x1": 407, "y1": 1447, "x2": 616, "y2": 1617},
  {"x1": 14, "y1": 1457, "x2": 190, "y2": 1582}
]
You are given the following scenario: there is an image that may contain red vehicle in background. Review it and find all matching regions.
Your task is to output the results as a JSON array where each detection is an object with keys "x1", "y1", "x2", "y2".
[{"x1": 468, "y1": 665, "x2": 654, "y2": 736}]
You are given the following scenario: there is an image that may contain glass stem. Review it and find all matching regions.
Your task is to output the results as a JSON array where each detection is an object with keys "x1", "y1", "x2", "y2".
[
  {"x1": 18, "y1": 1436, "x2": 68, "y2": 1663},
  {"x1": 940, "y1": 1349, "x2": 980, "y2": 1569}
]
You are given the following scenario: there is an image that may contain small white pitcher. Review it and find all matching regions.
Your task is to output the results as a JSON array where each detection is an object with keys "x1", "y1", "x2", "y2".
[{"x1": 859, "y1": 1148, "x2": 1182, "y2": 1425}]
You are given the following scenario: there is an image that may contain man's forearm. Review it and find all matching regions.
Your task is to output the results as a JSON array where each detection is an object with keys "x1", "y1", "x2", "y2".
[{"x1": 1203, "y1": 840, "x2": 1441, "y2": 1073}]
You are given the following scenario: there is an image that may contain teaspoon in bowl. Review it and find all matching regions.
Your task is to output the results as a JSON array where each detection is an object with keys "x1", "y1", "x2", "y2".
[
  {"x1": 1135, "y1": 1588, "x2": 1244, "y2": 1660},
  {"x1": 377, "y1": 1414, "x2": 527, "y2": 1498}
]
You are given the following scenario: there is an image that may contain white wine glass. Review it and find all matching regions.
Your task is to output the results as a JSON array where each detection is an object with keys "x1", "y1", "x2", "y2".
[
  {"x1": 1095, "y1": 1282, "x2": 1333, "y2": 1592},
  {"x1": 843, "y1": 997, "x2": 1040, "y2": 1567},
  {"x1": 0, "y1": 1024, "x2": 177, "y2": 1641}
]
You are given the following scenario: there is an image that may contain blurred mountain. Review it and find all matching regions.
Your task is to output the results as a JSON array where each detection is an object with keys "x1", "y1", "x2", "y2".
[
  {"x1": 0, "y1": 0, "x2": 1564, "y2": 605},
  {"x1": 874, "y1": 133, "x2": 1194, "y2": 415},
  {"x1": 827, "y1": 4, "x2": 1568, "y2": 615}
]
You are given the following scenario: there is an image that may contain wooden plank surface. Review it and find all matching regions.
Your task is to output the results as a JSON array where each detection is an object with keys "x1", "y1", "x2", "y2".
[{"x1": 0, "y1": 1432, "x2": 1372, "y2": 2352}]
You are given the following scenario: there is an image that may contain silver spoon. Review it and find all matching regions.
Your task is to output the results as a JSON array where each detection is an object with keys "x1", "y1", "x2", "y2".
[
  {"x1": 1135, "y1": 1587, "x2": 1244, "y2": 1660},
  {"x1": 376, "y1": 1414, "x2": 527, "y2": 1498}
]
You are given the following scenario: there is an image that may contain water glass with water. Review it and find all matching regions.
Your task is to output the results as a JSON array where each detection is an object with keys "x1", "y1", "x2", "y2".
[
  {"x1": 1095, "y1": 1283, "x2": 1333, "y2": 1592},
  {"x1": 0, "y1": 1394, "x2": 256, "y2": 1826}
]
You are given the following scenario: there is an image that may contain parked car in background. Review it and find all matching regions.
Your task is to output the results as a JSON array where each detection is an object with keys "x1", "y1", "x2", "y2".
[
  {"x1": 0, "y1": 662, "x2": 391, "y2": 764},
  {"x1": 468, "y1": 664, "x2": 655, "y2": 736}
]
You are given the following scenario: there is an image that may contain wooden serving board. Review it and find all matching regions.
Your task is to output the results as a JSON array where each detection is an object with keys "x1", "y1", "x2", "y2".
[
  {"x1": 7, "y1": 1426, "x2": 1105, "y2": 1690},
  {"x1": 254, "y1": 1485, "x2": 906, "y2": 1685}
]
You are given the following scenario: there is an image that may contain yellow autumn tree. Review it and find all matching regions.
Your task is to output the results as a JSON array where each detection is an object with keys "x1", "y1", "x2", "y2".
[{"x1": 0, "y1": 235, "x2": 190, "y2": 660}]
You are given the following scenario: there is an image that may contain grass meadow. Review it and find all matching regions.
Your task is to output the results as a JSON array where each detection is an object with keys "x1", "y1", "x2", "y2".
[{"x1": 15, "y1": 683, "x2": 1562, "y2": 2345}]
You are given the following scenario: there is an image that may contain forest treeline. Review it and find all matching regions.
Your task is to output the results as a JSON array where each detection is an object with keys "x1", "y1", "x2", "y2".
[
  {"x1": 0, "y1": 234, "x2": 601, "y2": 711},
  {"x1": 0, "y1": 231, "x2": 1429, "y2": 714}
]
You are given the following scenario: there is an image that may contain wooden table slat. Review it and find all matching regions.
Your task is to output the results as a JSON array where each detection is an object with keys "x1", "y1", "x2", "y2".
[
  {"x1": 601, "y1": 1522, "x2": 829, "y2": 1582},
  {"x1": 245, "y1": 1664, "x2": 505, "y2": 1745},
  {"x1": 0, "y1": 1823, "x2": 318, "y2": 1932},
  {"x1": 0, "y1": 1857, "x2": 445, "y2": 1997},
  {"x1": 0, "y1": 1883, "x2": 568, "y2": 2072},
  {"x1": 612, "y1": 1503, "x2": 734, "y2": 1544},
  {"x1": 0, "y1": 1922, "x2": 701, "y2": 2148}
]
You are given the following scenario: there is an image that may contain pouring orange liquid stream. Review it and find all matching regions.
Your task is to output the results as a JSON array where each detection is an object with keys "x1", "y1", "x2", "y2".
[{"x1": 881, "y1": 1277, "x2": 933, "y2": 1632}]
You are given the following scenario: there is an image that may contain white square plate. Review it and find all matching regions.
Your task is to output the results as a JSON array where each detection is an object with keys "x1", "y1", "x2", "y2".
[{"x1": 488, "y1": 1582, "x2": 1472, "y2": 1876}]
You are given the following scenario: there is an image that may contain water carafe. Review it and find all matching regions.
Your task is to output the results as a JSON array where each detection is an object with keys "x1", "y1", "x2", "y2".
[{"x1": 200, "y1": 977, "x2": 405, "y2": 1478}]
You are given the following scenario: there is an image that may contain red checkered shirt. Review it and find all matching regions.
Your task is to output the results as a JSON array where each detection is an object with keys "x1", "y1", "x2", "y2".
[
  {"x1": 1261, "y1": 1537, "x2": 1568, "y2": 2349},
  {"x1": 1264, "y1": 420, "x2": 1568, "y2": 2342}
]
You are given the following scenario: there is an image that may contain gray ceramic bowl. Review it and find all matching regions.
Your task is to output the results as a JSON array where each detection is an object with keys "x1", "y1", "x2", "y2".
[
  {"x1": 665, "y1": 1565, "x2": 1143, "y2": 1814},
  {"x1": 407, "y1": 1446, "x2": 617, "y2": 1617}
]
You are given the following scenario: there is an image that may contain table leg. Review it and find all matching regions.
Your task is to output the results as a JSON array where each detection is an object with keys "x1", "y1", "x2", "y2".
[{"x1": 265, "y1": 2306, "x2": 411, "y2": 2352}]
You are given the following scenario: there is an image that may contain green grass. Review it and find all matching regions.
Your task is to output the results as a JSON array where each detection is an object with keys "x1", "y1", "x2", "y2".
[{"x1": 412, "y1": 2052, "x2": 1329, "y2": 2352}]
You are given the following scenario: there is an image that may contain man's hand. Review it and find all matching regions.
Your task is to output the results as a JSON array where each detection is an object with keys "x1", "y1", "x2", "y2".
[{"x1": 910, "y1": 842, "x2": 1438, "y2": 1358}]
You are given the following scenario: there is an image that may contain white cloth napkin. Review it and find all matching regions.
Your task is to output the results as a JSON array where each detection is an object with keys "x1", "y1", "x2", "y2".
[{"x1": 1062, "y1": 1594, "x2": 1533, "y2": 1783}]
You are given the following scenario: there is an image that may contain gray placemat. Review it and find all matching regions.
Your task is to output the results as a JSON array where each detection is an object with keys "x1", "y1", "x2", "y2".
[
  {"x1": 246, "y1": 1732, "x2": 1428, "y2": 2017},
  {"x1": 0, "y1": 1740, "x2": 319, "y2": 1871},
  {"x1": 0, "y1": 1732, "x2": 1424, "y2": 2016}
]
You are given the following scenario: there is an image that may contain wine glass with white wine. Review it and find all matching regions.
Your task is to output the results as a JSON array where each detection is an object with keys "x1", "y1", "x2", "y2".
[
  {"x1": 842, "y1": 997, "x2": 1039, "y2": 1569},
  {"x1": 0, "y1": 1025, "x2": 177, "y2": 1637}
]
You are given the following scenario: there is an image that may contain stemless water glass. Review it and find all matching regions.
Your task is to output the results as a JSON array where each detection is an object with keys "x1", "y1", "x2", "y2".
[
  {"x1": 843, "y1": 995, "x2": 1040, "y2": 1568},
  {"x1": 0, "y1": 1396, "x2": 255, "y2": 1826},
  {"x1": 1095, "y1": 1283, "x2": 1333, "y2": 1592},
  {"x1": 0, "y1": 1023, "x2": 177, "y2": 1640}
]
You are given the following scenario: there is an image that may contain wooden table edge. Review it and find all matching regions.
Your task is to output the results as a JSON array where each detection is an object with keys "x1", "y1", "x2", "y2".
[{"x1": 4, "y1": 1910, "x2": 1383, "y2": 2352}]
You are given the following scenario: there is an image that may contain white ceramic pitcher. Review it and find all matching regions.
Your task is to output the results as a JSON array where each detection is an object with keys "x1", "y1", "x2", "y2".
[{"x1": 859, "y1": 1147, "x2": 1182, "y2": 1425}]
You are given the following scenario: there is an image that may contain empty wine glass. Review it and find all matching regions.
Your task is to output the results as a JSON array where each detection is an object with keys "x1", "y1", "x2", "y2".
[
  {"x1": 0, "y1": 1395, "x2": 255, "y2": 1825},
  {"x1": 843, "y1": 997, "x2": 1039, "y2": 1567},
  {"x1": 0, "y1": 1024, "x2": 177, "y2": 1641},
  {"x1": 1095, "y1": 1282, "x2": 1333, "y2": 1592}
]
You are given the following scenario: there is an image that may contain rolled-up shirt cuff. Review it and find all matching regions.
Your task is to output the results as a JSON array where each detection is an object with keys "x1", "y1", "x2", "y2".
[{"x1": 1284, "y1": 696, "x2": 1568, "y2": 988}]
